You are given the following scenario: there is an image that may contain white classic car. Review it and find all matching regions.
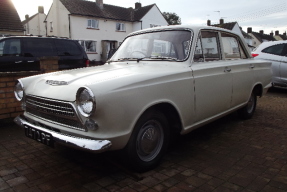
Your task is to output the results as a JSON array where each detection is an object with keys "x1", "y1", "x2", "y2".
[{"x1": 14, "y1": 25, "x2": 272, "y2": 172}]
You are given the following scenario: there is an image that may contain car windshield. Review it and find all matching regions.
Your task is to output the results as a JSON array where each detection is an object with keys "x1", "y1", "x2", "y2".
[{"x1": 110, "y1": 30, "x2": 192, "y2": 62}]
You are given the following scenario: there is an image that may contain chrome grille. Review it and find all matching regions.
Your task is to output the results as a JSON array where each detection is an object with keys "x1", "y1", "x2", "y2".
[{"x1": 26, "y1": 95, "x2": 85, "y2": 131}]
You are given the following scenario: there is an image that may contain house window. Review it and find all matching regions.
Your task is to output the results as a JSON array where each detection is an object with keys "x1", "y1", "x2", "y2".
[
  {"x1": 116, "y1": 23, "x2": 125, "y2": 31},
  {"x1": 79, "y1": 40, "x2": 97, "y2": 52},
  {"x1": 87, "y1": 19, "x2": 99, "y2": 29},
  {"x1": 50, "y1": 22, "x2": 53, "y2": 32}
]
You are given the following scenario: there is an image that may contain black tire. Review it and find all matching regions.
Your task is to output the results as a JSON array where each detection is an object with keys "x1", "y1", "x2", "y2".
[
  {"x1": 124, "y1": 109, "x2": 170, "y2": 172},
  {"x1": 238, "y1": 92, "x2": 257, "y2": 119}
]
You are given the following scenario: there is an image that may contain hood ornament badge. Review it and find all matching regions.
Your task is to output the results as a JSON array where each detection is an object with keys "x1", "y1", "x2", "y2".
[{"x1": 46, "y1": 80, "x2": 68, "y2": 86}]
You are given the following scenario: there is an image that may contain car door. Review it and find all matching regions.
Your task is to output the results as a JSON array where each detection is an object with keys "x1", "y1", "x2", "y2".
[
  {"x1": 279, "y1": 44, "x2": 287, "y2": 85},
  {"x1": 0, "y1": 38, "x2": 26, "y2": 72},
  {"x1": 22, "y1": 38, "x2": 56, "y2": 71},
  {"x1": 259, "y1": 43, "x2": 285, "y2": 85},
  {"x1": 220, "y1": 32, "x2": 254, "y2": 107},
  {"x1": 192, "y1": 30, "x2": 232, "y2": 122}
]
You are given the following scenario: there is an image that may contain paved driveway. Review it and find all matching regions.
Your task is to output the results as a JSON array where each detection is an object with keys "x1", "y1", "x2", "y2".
[{"x1": 0, "y1": 88, "x2": 286, "y2": 192}]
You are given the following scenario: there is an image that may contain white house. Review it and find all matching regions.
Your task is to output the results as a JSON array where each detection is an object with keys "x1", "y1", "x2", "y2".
[
  {"x1": 45, "y1": 0, "x2": 168, "y2": 64},
  {"x1": 22, "y1": 6, "x2": 46, "y2": 36}
]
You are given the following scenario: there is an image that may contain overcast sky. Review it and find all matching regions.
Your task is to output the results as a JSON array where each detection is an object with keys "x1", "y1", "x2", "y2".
[{"x1": 12, "y1": 0, "x2": 287, "y2": 35}]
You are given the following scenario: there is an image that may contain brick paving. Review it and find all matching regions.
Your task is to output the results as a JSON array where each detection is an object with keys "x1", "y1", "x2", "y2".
[{"x1": 0, "y1": 88, "x2": 286, "y2": 192}]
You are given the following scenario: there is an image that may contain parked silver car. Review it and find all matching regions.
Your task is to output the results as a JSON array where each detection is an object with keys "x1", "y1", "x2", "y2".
[
  {"x1": 14, "y1": 25, "x2": 272, "y2": 172},
  {"x1": 252, "y1": 41, "x2": 287, "y2": 88}
]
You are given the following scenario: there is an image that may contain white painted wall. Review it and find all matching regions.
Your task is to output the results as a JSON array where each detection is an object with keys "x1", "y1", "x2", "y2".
[
  {"x1": 140, "y1": 5, "x2": 168, "y2": 29},
  {"x1": 23, "y1": 13, "x2": 46, "y2": 36},
  {"x1": 46, "y1": 0, "x2": 70, "y2": 38},
  {"x1": 70, "y1": 16, "x2": 133, "y2": 61}
]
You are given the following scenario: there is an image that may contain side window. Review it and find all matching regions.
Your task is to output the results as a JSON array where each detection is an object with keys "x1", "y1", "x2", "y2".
[
  {"x1": 193, "y1": 34, "x2": 204, "y2": 62},
  {"x1": 23, "y1": 38, "x2": 55, "y2": 57},
  {"x1": 55, "y1": 40, "x2": 81, "y2": 56},
  {"x1": 201, "y1": 31, "x2": 221, "y2": 61},
  {"x1": 262, "y1": 44, "x2": 285, "y2": 56},
  {"x1": 221, "y1": 33, "x2": 241, "y2": 59},
  {"x1": 0, "y1": 39, "x2": 21, "y2": 56}
]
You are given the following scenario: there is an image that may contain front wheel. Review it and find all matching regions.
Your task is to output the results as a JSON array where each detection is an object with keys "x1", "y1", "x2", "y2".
[
  {"x1": 124, "y1": 110, "x2": 169, "y2": 172},
  {"x1": 238, "y1": 92, "x2": 257, "y2": 119}
]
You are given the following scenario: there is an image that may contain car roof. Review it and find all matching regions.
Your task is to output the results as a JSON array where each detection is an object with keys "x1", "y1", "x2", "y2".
[
  {"x1": 129, "y1": 25, "x2": 242, "y2": 37},
  {"x1": 0, "y1": 36, "x2": 72, "y2": 40}
]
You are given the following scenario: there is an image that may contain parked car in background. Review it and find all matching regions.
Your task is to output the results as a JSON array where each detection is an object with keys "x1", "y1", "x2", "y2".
[
  {"x1": 14, "y1": 25, "x2": 272, "y2": 172},
  {"x1": 0, "y1": 36, "x2": 89, "y2": 72},
  {"x1": 252, "y1": 41, "x2": 287, "y2": 88}
]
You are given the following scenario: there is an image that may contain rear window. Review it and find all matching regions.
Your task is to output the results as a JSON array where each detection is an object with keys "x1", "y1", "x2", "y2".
[
  {"x1": 23, "y1": 38, "x2": 55, "y2": 57},
  {"x1": 262, "y1": 44, "x2": 285, "y2": 56},
  {"x1": 55, "y1": 40, "x2": 82, "y2": 56}
]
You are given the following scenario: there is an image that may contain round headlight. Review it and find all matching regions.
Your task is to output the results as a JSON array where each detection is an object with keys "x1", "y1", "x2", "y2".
[
  {"x1": 77, "y1": 87, "x2": 95, "y2": 117},
  {"x1": 14, "y1": 81, "x2": 24, "y2": 101}
]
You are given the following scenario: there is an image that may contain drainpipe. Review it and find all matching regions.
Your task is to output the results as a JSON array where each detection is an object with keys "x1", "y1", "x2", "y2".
[{"x1": 68, "y1": 14, "x2": 71, "y2": 38}]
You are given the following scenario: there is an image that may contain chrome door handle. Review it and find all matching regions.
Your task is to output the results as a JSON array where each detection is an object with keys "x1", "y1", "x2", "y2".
[
  {"x1": 250, "y1": 65, "x2": 255, "y2": 69},
  {"x1": 27, "y1": 61, "x2": 35, "y2": 63},
  {"x1": 15, "y1": 61, "x2": 22, "y2": 63}
]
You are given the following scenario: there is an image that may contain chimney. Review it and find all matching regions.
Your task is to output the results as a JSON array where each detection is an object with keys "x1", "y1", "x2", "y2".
[
  {"x1": 96, "y1": 0, "x2": 103, "y2": 9},
  {"x1": 219, "y1": 19, "x2": 224, "y2": 25},
  {"x1": 284, "y1": 32, "x2": 286, "y2": 36},
  {"x1": 135, "y1": 2, "x2": 141, "y2": 9},
  {"x1": 247, "y1": 27, "x2": 252, "y2": 33},
  {"x1": 25, "y1": 14, "x2": 29, "y2": 20},
  {"x1": 270, "y1": 31, "x2": 274, "y2": 36},
  {"x1": 260, "y1": 30, "x2": 264, "y2": 34},
  {"x1": 38, "y1": 6, "x2": 44, "y2": 14},
  {"x1": 207, "y1": 20, "x2": 211, "y2": 26},
  {"x1": 275, "y1": 31, "x2": 279, "y2": 36}
]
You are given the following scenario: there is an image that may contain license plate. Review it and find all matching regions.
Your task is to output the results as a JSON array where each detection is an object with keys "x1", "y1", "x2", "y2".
[{"x1": 24, "y1": 125, "x2": 54, "y2": 147}]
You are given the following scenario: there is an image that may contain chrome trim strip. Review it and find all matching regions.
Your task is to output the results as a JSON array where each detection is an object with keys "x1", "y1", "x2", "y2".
[{"x1": 14, "y1": 115, "x2": 112, "y2": 152}]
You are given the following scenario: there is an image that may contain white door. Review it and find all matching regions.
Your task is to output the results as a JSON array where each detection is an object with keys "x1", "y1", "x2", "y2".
[{"x1": 192, "y1": 30, "x2": 232, "y2": 122}]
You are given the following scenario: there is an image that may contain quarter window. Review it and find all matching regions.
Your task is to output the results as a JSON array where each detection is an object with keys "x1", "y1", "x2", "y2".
[
  {"x1": 116, "y1": 23, "x2": 125, "y2": 31},
  {"x1": 55, "y1": 40, "x2": 81, "y2": 56},
  {"x1": 87, "y1": 19, "x2": 99, "y2": 29},
  {"x1": 262, "y1": 44, "x2": 285, "y2": 56}
]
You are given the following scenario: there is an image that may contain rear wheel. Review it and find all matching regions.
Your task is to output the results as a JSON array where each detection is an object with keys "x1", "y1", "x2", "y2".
[
  {"x1": 124, "y1": 110, "x2": 169, "y2": 172},
  {"x1": 238, "y1": 92, "x2": 257, "y2": 119}
]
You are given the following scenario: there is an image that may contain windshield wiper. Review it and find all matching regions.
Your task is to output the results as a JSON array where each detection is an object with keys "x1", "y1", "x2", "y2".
[
  {"x1": 117, "y1": 58, "x2": 138, "y2": 61},
  {"x1": 136, "y1": 56, "x2": 178, "y2": 62}
]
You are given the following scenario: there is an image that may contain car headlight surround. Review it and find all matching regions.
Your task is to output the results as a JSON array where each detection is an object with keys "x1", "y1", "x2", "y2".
[
  {"x1": 76, "y1": 87, "x2": 96, "y2": 117},
  {"x1": 14, "y1": 81, "x2": 24, "y2": 101}
]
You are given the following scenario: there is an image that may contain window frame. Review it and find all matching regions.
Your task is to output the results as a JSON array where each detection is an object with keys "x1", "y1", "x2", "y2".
[
  {"x1": 87, "y1": 19, "x2": 99, "y2": 29},
  {"x1": 116, "y1": 23, "x2": 125, "y2": 32},
  {"x1": 79, "y1": 40, "x2": 97, "y2": 53},
  {"x1": 193, "y1": 30, "x2": 249, "y2": 63}
]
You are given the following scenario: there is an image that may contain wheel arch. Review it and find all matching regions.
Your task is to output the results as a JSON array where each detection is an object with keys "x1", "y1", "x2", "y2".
[
  {"x1": 252, "y1": 83, "x2": 264, "y2": 97},
  {"x1": 138, "y1": 102, "x2": 183, "y2": 137}
]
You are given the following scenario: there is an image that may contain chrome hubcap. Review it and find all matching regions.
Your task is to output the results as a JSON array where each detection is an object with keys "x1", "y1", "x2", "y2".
[{"x1": 136, "y1": 120, "x2": 164, "y2": 162}]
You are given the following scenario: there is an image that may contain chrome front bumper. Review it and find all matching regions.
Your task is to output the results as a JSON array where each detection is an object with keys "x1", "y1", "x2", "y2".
[{"x1": 14, "y1": 115, "x2": 112, "y2": 152}]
